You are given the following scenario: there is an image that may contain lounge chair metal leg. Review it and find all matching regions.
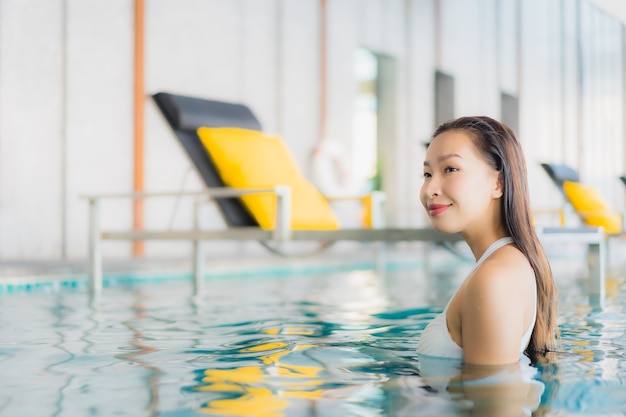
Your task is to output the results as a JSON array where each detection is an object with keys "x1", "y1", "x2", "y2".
[
  {"x1": 273, "y1": 185, "x2": 291, "y2": 241},
  {"x1": 88, "y1": 198, "x2": 103, "y2": 297}
]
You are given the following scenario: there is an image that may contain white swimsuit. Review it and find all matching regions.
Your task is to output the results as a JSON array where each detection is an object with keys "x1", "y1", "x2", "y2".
[{"x1": 417, "y1": 237, "x2": 537, "y2": 359}]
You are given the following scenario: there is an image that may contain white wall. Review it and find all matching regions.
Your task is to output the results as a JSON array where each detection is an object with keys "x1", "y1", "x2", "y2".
[
  {"x1": 65, "y1": 0, "x2": 134, "y2": 259},
  {"x1": 0, "y1": 0, "x2": 65, "y2": 258},
  {"x1": 0, "y1": 0, "x2": 623, "y2": 261}
]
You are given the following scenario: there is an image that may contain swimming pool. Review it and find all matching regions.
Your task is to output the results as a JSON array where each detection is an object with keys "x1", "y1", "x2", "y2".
[{"x1": 0, "y1": 252, "x2": 625, "y2": 416}]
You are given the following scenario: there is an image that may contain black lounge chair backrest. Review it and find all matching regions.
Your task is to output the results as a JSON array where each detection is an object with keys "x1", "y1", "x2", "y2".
[
  {"x1": 540, "y1": 163, "x2": 580, "y2": 193},
  {"x1": 152, "y1": 92, "x2": 261, "y2": 228}
]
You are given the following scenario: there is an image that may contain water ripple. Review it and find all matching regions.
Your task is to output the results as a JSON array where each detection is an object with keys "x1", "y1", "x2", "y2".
[{"x1": 0, "y1": 263, "x2": 625, "y2": 416}]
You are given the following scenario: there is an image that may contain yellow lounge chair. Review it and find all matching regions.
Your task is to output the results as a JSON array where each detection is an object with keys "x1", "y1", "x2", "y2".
[
  {"x1": 85, "y1": 93, "x2": 462, "y2": 295},
  {"x1": 540, "y1": 163, "x2": 622, "y2": 234}
]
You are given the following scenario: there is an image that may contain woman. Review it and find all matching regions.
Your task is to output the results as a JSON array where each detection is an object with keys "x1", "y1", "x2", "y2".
[{"x1": 417, "y1": 116, "x2": 558, "y2": 365}]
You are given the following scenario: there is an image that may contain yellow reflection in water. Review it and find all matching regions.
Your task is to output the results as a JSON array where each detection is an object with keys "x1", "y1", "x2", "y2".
[
  {"x1": 261, "y1": 327, "x2": 315, "y2": 336},
  {"x1": 195, "y1": 342, "x2": 325, "y2": 417}
]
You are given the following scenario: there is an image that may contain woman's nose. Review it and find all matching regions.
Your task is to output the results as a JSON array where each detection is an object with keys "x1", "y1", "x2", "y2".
[{"x1": 422, "y1": 177, "x2": 440, "y2": 198}]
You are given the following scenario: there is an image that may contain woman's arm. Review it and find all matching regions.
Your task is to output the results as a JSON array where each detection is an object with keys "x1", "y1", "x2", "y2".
[{"x1": 460, "y1": 259, "x2": 533, "y2": 365}]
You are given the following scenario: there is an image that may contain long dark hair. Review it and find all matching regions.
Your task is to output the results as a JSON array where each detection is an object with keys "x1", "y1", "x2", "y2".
[{"x1": 432, "y1": 116, "x2": 558, "y2": 359}]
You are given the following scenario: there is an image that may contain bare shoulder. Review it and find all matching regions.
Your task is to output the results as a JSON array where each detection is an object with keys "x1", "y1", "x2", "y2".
[{"x1": 465, "y1": 245, "x2": 535, "y2": 296}]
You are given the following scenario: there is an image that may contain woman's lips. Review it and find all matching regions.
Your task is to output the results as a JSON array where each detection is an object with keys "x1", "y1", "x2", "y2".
[{"x1": 428, "y1": 204, "x2": 450, "y2": 216}]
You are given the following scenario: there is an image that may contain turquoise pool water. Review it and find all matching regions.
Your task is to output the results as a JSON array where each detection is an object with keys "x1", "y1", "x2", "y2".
[{"x1": 0, "y1": 256, "x2": 625, "y2": 416}]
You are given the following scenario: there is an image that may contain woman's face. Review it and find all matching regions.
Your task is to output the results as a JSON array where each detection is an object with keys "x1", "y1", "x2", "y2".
[{"x1": 420, "y1": 129, "x2": 502, "y2": 235}]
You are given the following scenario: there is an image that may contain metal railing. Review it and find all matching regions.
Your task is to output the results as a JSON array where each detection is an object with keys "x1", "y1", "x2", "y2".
[{"x1": 83, "y1": 187, "x2": 291, "y2": 296}]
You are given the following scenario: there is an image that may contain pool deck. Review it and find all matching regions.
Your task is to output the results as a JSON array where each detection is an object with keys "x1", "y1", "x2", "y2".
[
  {"x1": 0, "y1": 244, "x2": 443, "y2": 291},
  {"x1": 0, "y1": 238, "x2": 624, "y2": 293}
]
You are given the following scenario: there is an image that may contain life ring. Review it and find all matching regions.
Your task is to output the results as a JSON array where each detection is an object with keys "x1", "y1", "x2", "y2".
[{"x1": 310, "y1": 140, "x2": 359, "y2": 197}]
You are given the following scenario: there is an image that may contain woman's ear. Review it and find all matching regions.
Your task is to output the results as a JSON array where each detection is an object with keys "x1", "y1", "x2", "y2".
[{"x1": 491, "y1": 172, "x2": 504, "y2": 199}]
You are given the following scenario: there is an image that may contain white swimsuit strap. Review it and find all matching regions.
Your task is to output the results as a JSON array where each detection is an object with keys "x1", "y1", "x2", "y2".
[{"x1": 475, "y1": 237, "x2": 514, "y2": 268}]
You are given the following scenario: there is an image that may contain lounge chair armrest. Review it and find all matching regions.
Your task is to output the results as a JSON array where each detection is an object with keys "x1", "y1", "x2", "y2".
[
  {"x1": 533, "y1": 207, "x2": 567, "y2": 226},
  {"x1": 81, "y1": 187, "x2": 278, "y2": 201},
  {"x1": 83, "y1": 186, "x2": 293, "y2": 242},
  {"x1": 325, "y1": 191, "x2": 386, "y2": 229},
  {"x1": 323, "y1": 191, "x2": 385, "y2": 202},
  {"x1": 324, "y1": 195, "x2": 366, "y2": 202}
]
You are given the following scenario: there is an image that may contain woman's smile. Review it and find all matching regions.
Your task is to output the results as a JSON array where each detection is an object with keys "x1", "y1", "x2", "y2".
[{"x1": 428, "y1": 203, "x2": 451, "y2": 216}]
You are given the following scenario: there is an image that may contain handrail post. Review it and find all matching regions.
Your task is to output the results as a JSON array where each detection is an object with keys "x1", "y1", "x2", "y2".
[
  {"x1": 587, "y1": 227, "x2": 606, "y2": 310},
  {"x1": 193, "y1": 200, "x2": 205, "y2": 296},
  {"x1": 370, "y1": 191, "x2": 387, "y2": 277},
  {"x1": 88, "y1": 198, "x2": 103, "y2": 296},
  {"x1": 273, "y1": 185, "x2": 291, "y2": 241},
  {"x1": 370, "y1": 191, "x2": 386, "y2": 229}
]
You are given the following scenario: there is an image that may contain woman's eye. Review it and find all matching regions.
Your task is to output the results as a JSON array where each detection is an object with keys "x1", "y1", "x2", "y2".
[
  {"x1": 423, "y1": 172, "x2": 432, "y2": 179},
  {"x1": 444, "y1": 167, "x2": 458, "y2": 173}
]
